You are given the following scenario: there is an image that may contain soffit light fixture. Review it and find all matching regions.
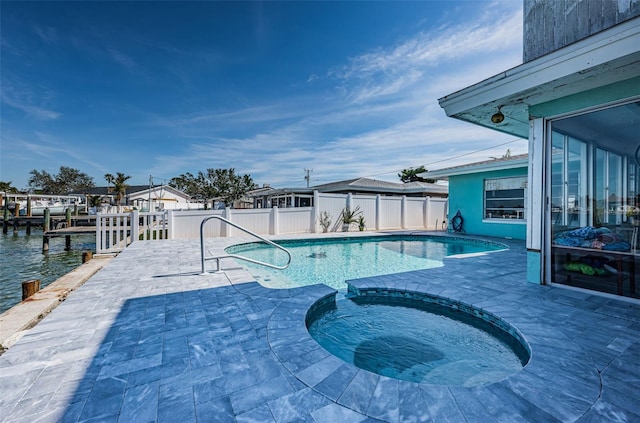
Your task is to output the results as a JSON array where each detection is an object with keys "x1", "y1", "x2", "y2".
[{"x1": 491, "y1": 106, "x2": 505, "y2": 124}]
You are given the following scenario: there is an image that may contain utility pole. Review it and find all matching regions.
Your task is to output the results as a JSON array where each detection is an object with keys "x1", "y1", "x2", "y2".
[{"x1": 304, "y1": 168, "x2": 313, "y2": 188}]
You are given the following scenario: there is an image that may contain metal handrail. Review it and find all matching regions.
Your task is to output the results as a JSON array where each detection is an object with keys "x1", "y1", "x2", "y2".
[{"x1": 200, "y1": 215, "x2": 292, "y2": 274}]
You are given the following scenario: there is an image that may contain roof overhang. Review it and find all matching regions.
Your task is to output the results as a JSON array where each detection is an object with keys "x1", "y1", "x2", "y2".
[
  {"x1": 438, "y1": 17, "x2": 640, "y2": 138},
  {"x1": 425, "y1": 157, "x2": 529, "y2": 180}
]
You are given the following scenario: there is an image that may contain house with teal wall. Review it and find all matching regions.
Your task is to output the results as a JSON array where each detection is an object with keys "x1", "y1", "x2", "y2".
[
  {"x1": 426, "y1": 154, "x2": 528, "y2": 240},
  {"x1": 437, "y1": 0, "x2": 640, "y2": 300}
]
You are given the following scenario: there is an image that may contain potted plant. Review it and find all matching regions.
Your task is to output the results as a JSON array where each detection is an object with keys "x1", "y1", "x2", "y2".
[
  {"x1": 357, "y1": 215, "x2": 366, "y2": 232},
  {"x1": 340, "y1": 205, "x2": 362, "y2": 232},
  {"x1": 318, "y1": 211, "x2": 332, "y2": 233}
]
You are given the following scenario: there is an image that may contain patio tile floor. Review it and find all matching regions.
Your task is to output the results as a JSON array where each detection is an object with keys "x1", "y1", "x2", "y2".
[{"x1": 0, "y1": 232, "x2": 638, "y2": 422}]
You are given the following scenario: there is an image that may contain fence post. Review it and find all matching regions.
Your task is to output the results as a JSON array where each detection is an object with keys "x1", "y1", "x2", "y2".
[
  {"x1": 223, "y1": 208, "x2": 231, "y2": 237},
  {"x1": 401, "y1": 196, "x2": 407, "y2": 229},
  {"x1": 312, "y1": 190, "x2": 320, "y2": 233},
  {"x1": 95, "y1": 214, "x2": 102, "y2": 254},
  {"x1": 167, "y1": 210, "x2": 174, "y2": 239},
  {"x1": 271, "y1": 206, "x2": 279, "y2": 235},
  {"x1": 131, "y1": 210, "x2": 139, "y2": 244},
  {"x1": 424, "y1": 196, "x2": 431, "y2": 229},
  {"x1": 375, "y1": 195, "x2": 381, "y2": 230}
]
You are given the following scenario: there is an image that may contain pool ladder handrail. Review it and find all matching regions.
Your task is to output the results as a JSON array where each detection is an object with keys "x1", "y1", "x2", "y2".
[{"x1": 200, "y1": 215, "x2": 292, "y2": 274}]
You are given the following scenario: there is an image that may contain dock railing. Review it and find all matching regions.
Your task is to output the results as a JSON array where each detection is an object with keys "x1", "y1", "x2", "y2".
[{"x1": 96, "y1": 210, "x2": 168, "y2": 254}]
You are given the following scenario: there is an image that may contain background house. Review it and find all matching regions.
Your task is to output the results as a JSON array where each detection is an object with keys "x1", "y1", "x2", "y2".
[{"x1": 73, "y1": 185, "x2": 198, "y2": 211}]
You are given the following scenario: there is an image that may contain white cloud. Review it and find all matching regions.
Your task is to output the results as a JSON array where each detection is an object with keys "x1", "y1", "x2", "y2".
[{"x1": 0, "y1": 82, "x2": 62, "y2": 120}]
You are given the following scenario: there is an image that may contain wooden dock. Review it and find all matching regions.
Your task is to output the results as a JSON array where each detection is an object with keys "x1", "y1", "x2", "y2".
[
  {"x1": 42, "y1": 225, "x2": 97, "y2": 252},
  {"x1": 1, "y1": 215, "x2": 96, "y2": 233}
]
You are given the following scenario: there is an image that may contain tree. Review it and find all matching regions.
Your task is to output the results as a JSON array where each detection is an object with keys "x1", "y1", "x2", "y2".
[
  {"x1": 169, "y1": 168, "x2": 257, "y2": 208},
  {"x1": 168, "y1": 172, "x2": 201, "y2": 198},
  {"x1": 104, "y1": 172, "x2": 131, "y2": 205},
  {"x1": 28, "y1": 166, "x2": 95, "y2": 194},
  {"x1": 398, "y1": 166, "x2": 435, "y2": 183},
  {"x1": 0, "y1": 181, "x2": 20, "y2": 193}
]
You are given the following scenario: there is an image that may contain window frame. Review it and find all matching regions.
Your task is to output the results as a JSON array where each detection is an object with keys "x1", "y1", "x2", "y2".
[{"x1": 483, "y1": 176, "x2": 527, "y2": 222}]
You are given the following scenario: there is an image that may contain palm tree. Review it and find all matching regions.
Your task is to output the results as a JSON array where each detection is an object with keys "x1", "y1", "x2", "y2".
[
  {"x1": 398, "y1": 166, "x2": 435, "y2": 183},
  {"x1": 104, "y1": 172, "x2": 131, "y2": 205}
]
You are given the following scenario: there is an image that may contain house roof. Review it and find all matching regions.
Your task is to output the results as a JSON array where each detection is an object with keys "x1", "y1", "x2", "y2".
[
  {"x1": 68, "y1": 185, "x2": 190, "y2": 199},
  {"x1": 424, "y1": 154, "x2": 528, "y2": 179},
  {"x1": 248, "y1": 177, "x2": 448, "y2": 198},
  {"x1": 438, "y1": 17, "x2": 640, "y2": 138},
  {"x1": 312, "y1": 177, "x2": 447, "y2": 196}
]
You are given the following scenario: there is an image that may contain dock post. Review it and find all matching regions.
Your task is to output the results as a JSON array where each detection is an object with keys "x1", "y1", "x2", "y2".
[
  {"x1": 43, "y1": 209, "x2": 50, "y2": 232},
  {"x1": 65, "y1": 235, "x2": 71, "y2": 251},
  {"x1": 2, "y1": 206, "x2": 8, "y2": 234},
  {"x1": 26, "y1": 195, "x2": 32, "y2": 217},
  {"x1": 12, "y1": 203, "x2": 19, "y2": 233},
  {"x1": 42, "y1": 209, "x2": 50, "y2": 253},
  {"x1": 66, "y1": 207, "x2": 72, "y2": 227},
  {"x1": 22, "y1": 279, "x2": 41, "y2": 300},
  {"x1": 82, "y1": 251, "x2": 93, "y2": 263},
  {"x1": 26, "y1": 220, "x2": 31, "y2": 235}
]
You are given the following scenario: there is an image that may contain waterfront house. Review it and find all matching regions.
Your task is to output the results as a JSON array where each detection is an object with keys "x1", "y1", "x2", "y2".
[{"x1": 438, "y1": 0, "x2": 640, "y2": 299}]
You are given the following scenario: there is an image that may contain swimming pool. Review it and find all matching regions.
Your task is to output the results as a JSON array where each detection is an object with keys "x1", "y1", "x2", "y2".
[
  {"x1": 226, "y1": 235, "x2": 505, "y2": 289},
  {"x1": 306, "y1": 292, "x2": 530, "y2": 386}
]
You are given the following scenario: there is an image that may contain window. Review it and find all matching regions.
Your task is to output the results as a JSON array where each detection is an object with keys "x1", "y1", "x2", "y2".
[{"x1": 484, "y1": 177, "x2": 526, "y2": 220}]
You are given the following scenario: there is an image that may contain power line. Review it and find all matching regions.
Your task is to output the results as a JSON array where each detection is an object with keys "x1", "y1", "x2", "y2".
[{"x1": 304, "y1": 168, "x2": 313, "y2": 188}]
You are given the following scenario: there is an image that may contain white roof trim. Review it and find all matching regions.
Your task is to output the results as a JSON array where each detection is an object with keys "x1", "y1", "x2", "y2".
[{"x1": 425, "y1": 158, "x2": 528, "y2": 179}]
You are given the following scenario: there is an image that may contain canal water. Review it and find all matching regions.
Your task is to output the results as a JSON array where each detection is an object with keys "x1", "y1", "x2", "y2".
[{"x1": 0, "y1": 228, "x2": 95, "y2": 314}]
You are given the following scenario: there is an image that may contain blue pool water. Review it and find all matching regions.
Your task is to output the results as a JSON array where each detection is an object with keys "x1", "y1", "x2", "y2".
[
  {"x1": 307, "y1": 294, "x2": 528, "y2": 386},
  {"x1": 227, "y1": 235, "x2": 504, "y2": 289}
]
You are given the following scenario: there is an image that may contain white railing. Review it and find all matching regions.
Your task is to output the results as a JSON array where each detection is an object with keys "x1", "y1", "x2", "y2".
[
  {"x1": 96, "y1": 210, "x2": 168, "y2": 254},
  {"x1": 95, "y1": 193, "x2": 448, "y2": 252},
  {"x1": 199, "y1": 215, "x2": 292, "y2": 274}
]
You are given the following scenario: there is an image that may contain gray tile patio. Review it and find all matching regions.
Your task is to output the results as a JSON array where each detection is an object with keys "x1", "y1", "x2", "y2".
[{"x1": 0, "y1": 232, "x2": 638, "y2": 422}]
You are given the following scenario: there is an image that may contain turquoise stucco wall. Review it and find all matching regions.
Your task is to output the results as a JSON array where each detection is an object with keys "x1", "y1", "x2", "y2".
[{"x1": 448, "y1": 167, "x2": 528, "y2": 240}]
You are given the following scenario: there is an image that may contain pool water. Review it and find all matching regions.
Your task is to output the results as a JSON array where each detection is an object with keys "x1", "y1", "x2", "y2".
[
  {"x1": 227, "y1": 236, "x2": 503, "y2": 289},
  {"x1": 307, "y1": 295, "x2": 528, "y2": 386}
]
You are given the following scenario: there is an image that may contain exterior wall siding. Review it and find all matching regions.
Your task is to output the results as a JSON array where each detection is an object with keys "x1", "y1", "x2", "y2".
[
  {"x1": 523, "y1": 0, "x2": 640, "y2": 62},
  {"x1": 448, "y1": 168, "x2": 528, "y2": 240}
]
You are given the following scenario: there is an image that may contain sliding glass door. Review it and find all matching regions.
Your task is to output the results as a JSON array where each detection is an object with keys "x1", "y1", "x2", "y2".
[{"x1": 548, "y1": 100, "x2": 639, "y2": 299}]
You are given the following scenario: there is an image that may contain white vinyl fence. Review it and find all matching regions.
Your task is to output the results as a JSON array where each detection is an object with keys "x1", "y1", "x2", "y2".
[
  {"x1": 96, "y1": 192, "x2": 448, "y2": 253},
  {"x1": 96, "y1": 210, "x2": 168, "y2": 254}
]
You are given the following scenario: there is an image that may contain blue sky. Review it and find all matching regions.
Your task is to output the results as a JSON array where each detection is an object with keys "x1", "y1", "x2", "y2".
[{"x1": 1, "y1": 0, "x2": 526, "y2": 190}]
